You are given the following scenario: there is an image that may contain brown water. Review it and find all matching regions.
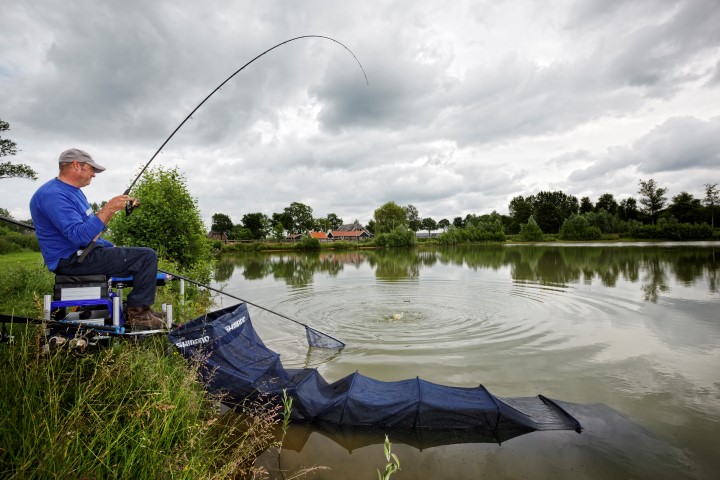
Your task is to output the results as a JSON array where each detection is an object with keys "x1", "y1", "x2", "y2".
[{"x1": 212, "y1": 243, "x2": 720, "y2": 479}]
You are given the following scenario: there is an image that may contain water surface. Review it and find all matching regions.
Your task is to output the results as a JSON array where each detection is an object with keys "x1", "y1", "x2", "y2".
[{"x1": 212, "y1": 243, "x2": 720, "y2": 479}]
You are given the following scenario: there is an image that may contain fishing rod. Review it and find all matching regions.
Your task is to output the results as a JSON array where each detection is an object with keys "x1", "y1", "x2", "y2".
[
  {"x1": 76, "y1": 35, "x2": 368, "y2": 261},
  {"x1": 161, "y1": 269, "x2": 345, "y2": 349},
  {"x1": 0, "y1": 216, "x2": 344, "y2": 348},
  {"x1": 123, "y1": 34, "x2": 369, "y2": 209}
]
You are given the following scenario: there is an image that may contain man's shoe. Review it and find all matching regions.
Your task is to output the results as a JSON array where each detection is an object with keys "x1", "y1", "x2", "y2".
[{"x1": 125, "y1": 306, "x2": 166, "y2": 331}]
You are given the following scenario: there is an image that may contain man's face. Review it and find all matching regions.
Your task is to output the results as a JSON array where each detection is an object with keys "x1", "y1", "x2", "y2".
[{"x1": 74, "y1": 161, "x2": 96, "y2": 186}]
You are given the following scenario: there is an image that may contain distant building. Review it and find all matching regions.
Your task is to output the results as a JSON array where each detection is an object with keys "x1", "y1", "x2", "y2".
[
  {"x1": 310, "y1": 232, "x2": 329, "y2": 241},
  {"x1": 328, "y1": 221, "x2": 373, "y2": 241},
  {"x1": 207, "y1": 231, "x2": 228, "y2": 243}
]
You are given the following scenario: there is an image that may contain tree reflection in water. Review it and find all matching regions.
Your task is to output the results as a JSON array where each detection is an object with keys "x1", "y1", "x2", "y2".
[{"x1": 214, "y1": 244, "x2": 719, "y2": 302}]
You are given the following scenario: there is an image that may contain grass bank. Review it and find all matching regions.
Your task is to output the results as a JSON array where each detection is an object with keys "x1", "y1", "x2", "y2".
[{"x1": 0, "y1": 254, "x2": 285, "y2": 479}]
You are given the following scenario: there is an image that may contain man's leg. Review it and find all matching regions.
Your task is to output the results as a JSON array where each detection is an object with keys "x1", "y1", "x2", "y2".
[{"x1": 55, "y1": 246, "x2": 158, "y2": 307}]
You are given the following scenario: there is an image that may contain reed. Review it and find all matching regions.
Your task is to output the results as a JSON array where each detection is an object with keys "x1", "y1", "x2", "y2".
[
  {"x1": 0, "y1": 255, "x2": 286, "y2": 479},
  {"x1": 0, "y1": 326, "x2": 283, "y2": 479}
]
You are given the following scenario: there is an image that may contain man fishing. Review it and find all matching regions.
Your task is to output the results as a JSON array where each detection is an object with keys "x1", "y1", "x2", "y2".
[{"x1": 29, "y1": 148, "x2": 165, "y2": 331}]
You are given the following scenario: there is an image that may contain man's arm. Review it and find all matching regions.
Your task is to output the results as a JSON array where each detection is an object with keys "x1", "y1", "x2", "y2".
[{"x1": 96, "y1": 195, "x2": 131, "y2": 225}]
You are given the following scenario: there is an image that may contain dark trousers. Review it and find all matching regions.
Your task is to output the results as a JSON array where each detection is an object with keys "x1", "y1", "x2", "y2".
[{"x1": 55, "y1": 246, "x2": 158, "y2": 307}]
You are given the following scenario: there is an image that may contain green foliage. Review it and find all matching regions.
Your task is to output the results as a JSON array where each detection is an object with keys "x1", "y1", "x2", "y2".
[
  {"x1": 0, "y1": 226, "x2": 40, "y2": 254},
  {"x1": 404, "y1": 204, "x2": 421, "y2": 232},
  {"x1": 0, "y1": 330, "x2": 282, "y2": 479},
  {"x1": 0, "y1": 254, "x2": 54, "y2": 315},
  {"x1": 374, "y1": 202, "x2": 408, "y2": 234},
  {"x1": 211, "y1": 213, "x2": 234, "y2": 235},
  {"x1": 595, "y1": 193, "x2": 618, "y2": 215},
  {"x1": 519, "y1": 216, "x2": 544, "y2": 242},
  {"x1": 628, "y1": 220, "x2": 714, "y2": 240},
  {"x1": 559, "y1": 214, "x2": 602, "y2": 240},
  {"x1": 241, "y1": 212, "x2": 270, "y2": 239},
  {"x1": 283, "y1": 202, "x2": 314, "y2": 234},
  {"x1": 579, "y1": 196, "x2": 593, "y2": 214},
  {"x1": 439, "y1": 219, "x2": 505, "y2": 244},
  {"x1": 638, "y1": 178, "x2": 668, "y2": 224},
  {"x1": 377, "y1": 435, "x2": 401, "y2": 480},
  {"x1": 421, "y1": 217, "x2": 438, "y2": 233},
  {"x1": 618, "y1": 197, "x2": 640, "y2": 221},
  {"x1": 108, "y1": 167, "x2": 210, "y2": 269},
  {"x1": 374, "y1": 226, "x2": 417, "y2": 248},
  {"x1": 530, "y1": 190, "x2": 580, "y2": 234},
  {"x1": 0, "y1": 118, "x2": 37, "y2": 180},
  {"x1": 704, "y1": 183, "x2": 719, "y2": 228},
  {"x1": 668, "y1": 191, "x2": 704, "y2": 224},
  {"x1": 297, "y1": 234, "x2": 321, "y2": 250}
]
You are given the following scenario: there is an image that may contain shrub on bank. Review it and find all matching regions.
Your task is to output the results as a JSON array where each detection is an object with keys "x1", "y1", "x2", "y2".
[
  {"x1": 375, "y1": 226, "x2": 417, "y2": 248},
  {"x1": 439, "y1": 220, "x2": 505, "y2": 245},
  {"x1": 0, "y1": 226, "x2": 40, "y2": 254},
  {"x1": 628, "y1": 221, "x2": 714, "y2": 240},
  {"x1": 559, "y1": 215, "x2": 602, "y2": 241}
]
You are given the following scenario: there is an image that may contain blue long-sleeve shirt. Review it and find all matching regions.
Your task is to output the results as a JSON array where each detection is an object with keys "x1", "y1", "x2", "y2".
[{"x1": 30, "y1": 178, "x2": 114, "y2": 271}]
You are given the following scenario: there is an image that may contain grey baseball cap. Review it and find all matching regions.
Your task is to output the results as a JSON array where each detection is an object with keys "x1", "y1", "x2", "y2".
[{"x1": 58, "y1": 148, "x2": 106, "y2": 173}]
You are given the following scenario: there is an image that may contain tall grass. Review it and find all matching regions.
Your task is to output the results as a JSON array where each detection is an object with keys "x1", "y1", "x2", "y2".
[
  {"x1": 0, "y1": 255, "x2": 287, "y2": 479},
  {"x1": 0, "y1": 326, "x2": 283, "y2": 479},
  {"x1": 0, "y1": 254, "x2": 53, "y2": 316}
]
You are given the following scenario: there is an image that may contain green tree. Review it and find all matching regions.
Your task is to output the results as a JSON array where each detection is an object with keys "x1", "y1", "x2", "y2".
[
  {"x1": 374, "y1": 201, "x2": 407, "y2": 234},
  {"x1": 108, "y1": 167, "x2": 209, "y2": 269},
  {"x1": 530, "y1": 191, "x2": 579, "y2": 234},
  {"x1": 232, "y1": 226, "x2": 253, "y2": 241},
  {"x1": 519, "y1": 216, "x2": 544, "y2": 242},
  {"x1": 404, "y1": 204, "x2": 421, "y2": 232},
  {"x1": 452, "y1": 216, "x2": 464, "y2": 228},
  {"x1": 283, "y1": 202, "x2": 314, "y2": 234},
  {"x1": 559, "y1": 214, "x2": 602, "y2": 240},
  {"x1": 438, "y1": 218, "x2": 450, "y2": 231},
  {"x1": 242, "y1": 212, "x2": 269, "y2": 239},
  {"x1": 0, "y1": 119, "x2": 37, "y2": 180},
  {"x1": 703, "y1": 183, "x2": 719, "y2": 228},
  {"x1": 579, "y1": 196, "x2": 593, "y2": 214},
  {"x1": 211, "y1": 213, "x2": 234, "y2": 235},
  {"x1": 668, "y1": 192, "x2": 703, "y2": 224},
  {"x1": 420, "y1": 217, "x2": 437, "y2": 234},
  {"x1": 595, "y1": 193, "x2": 618, "y2": 215},
  {"x1": 326, "y1": 213, "x2": 343, "y2": 230},
  {"x1": 618, "y1": 197, "x2": 639, "y2": 221},
  {"x1": 638, "y1": 179, "x2": 668, "y2": 224},
  {"x1": 508, "y1": 195, "x2": 533, "y2": 233}
]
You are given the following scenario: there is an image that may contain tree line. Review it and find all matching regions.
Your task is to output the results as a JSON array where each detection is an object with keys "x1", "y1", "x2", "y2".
[{"x1": 213, "y1": 178, "x2": 719, "y2": 243}]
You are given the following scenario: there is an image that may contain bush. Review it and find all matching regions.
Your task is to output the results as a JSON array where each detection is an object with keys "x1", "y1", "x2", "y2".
[
  {"x1": 439, "y1": 220, "x2": 505, "y2": 245},
  {"x1": 108, "y1": 167, "x2": 210, "y2": 269},
  {"x1": 519, "y1": 216, "x2": 544, "y2": 242},
  {"x1": 375, "y1": 226, "x2": 417, "y2": 248},
  {"x1": 0, "y1": 226, "x2": 40, "y2": 253},
  {"x1": 297, "y1": 234, "x2": 321, "y2": 250},
  {"x1": 629, "y1": 221, "x2": 714, "y2": 240},
  {"x1": 559, "y1": 214, "x2": 602, "y2": 240}
]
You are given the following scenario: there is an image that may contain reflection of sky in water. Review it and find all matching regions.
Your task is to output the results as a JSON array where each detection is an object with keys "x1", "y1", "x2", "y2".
[{"x1": 214, "y1": 244, "x2": 720, "y2": 478}]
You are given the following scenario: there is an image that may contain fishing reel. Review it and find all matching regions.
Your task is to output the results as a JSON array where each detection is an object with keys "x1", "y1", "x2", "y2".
[{"x1": 125, "y1": 197, "x2": 140, "y2": 216}]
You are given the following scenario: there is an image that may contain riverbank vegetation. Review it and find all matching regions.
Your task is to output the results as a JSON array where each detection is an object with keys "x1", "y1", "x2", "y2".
[{"x1": 0, "y1": 254, "x2": 291, "y2": 479}]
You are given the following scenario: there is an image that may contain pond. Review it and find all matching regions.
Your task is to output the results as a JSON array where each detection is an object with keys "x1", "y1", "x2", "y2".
[{"x1": 211, "y1": 243, "x2": 720, "y2": 479}]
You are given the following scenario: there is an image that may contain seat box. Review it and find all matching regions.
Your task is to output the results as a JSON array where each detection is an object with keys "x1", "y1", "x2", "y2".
[{"x1": 54, "y1": 275, "x2": 108, "y2": 301}]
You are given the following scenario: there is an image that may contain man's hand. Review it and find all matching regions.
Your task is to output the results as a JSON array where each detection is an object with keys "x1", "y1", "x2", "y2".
[{"x1": 96, "y1": 195, "x2": 135, "y2": 225}]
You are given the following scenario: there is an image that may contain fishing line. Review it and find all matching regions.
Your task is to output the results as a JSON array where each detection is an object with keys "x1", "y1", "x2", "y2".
[
  {"x1": 0, "y1": 216, "x2": 345, "y2": 348},
  {"x1": 124, "y1": 34, "x2": 368, "y2": 202}
]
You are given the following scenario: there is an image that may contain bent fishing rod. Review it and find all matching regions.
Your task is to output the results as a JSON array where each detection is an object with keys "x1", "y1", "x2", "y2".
[
  {"x1": 76, "y1": 35, "x2": 368, "y2": 262},
  {"x1": 0, "y1": 216, "x2": 344, "y2": 348}
]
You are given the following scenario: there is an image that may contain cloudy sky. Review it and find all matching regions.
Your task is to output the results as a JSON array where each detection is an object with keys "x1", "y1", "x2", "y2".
[{"x1": 2, "y1": 0, "x2": 719, "y2": 228}]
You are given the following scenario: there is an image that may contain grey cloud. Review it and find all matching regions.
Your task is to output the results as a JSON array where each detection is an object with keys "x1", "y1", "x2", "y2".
[
  {"x1": 567, "y1": 116, "x2": 720, "y2": 189},
  {"x1": 635, "y1": 116, "x2": 720, "y2": 173}
]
